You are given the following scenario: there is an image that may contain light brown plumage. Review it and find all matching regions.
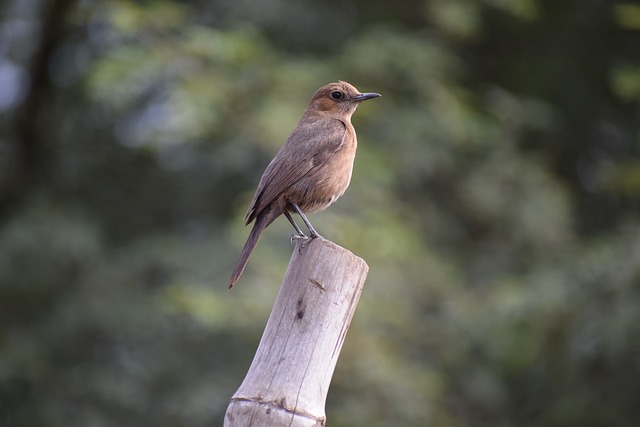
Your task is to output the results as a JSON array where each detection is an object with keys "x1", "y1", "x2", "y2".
[{"x1": 229, "y1": 81, "x2": 380, "y2": 289}]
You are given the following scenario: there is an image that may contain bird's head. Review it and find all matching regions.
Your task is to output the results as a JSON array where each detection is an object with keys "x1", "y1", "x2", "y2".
[{"x1": 306, "y1": 81, "x2": 381, "y2": 120}]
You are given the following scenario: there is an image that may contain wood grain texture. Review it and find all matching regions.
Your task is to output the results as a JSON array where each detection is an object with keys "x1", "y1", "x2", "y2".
[{"x1": 225, "y1": 237, "x2": 369, "y2": 426}]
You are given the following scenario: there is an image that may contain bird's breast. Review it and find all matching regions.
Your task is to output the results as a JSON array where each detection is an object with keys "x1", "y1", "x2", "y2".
[{"x1": 290, "y1": 130, "x2": 358, "y2": 213}]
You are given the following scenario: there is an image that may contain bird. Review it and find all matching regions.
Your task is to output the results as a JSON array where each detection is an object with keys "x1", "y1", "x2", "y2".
[{"x1": 229, "y1": 81, "x2": 381, "y2": 289}]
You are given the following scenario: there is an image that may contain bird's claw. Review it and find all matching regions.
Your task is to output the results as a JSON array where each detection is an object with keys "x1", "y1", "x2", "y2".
[
  {"x1": 290, "y1": 233, "x2": 313, "y2": 253},
  {"x1": 290, "y1": 233, "x2": 308, "y2": 245}
]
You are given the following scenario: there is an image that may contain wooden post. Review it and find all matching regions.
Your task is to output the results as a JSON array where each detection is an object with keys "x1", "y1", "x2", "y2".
[{"x1": 224, "y1": 237, "x2": 369, "y2": 427}]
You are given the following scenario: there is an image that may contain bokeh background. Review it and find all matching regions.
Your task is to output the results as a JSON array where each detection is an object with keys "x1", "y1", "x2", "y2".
[{"x1": 2, "y1": 0, "x2": 640, "y2": 425}]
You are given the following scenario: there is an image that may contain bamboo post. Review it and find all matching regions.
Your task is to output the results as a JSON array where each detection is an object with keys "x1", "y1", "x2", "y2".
[{"x1": 224, "y1": 237, "x2": 369, "y2": 427}]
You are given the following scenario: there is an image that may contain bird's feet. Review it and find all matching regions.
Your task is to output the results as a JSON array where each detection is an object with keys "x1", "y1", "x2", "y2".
[
  {"x1": 290, "y1": 233, "x2": 308, "y2": 245},
  {"x1": 290, "y1": 232, "x2": 320, "y2": 253}
]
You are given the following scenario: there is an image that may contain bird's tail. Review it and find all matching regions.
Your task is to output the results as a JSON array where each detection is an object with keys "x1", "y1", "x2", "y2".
[{"x1": 229, "y1": 208, "x2": 277, "y2": 289}]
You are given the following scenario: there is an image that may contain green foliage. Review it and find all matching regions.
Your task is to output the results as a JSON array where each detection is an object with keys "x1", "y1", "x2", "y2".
[{"x1": 1, "y1": 0, "x2": 639, "y2": 426}]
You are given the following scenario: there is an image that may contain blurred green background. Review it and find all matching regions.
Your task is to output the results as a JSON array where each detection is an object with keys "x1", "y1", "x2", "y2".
[{"x1": 1, "y1": 0, "x2": 640, "y2": 425}]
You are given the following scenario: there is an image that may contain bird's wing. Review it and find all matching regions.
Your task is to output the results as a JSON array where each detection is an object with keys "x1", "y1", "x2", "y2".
[{"x1": 244, "y1": 116, "x2": 347, "y2": 224}]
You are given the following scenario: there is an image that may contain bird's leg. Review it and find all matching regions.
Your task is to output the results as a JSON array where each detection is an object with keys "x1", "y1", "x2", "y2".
[
  {"x1": 292, "y1": 203, "x2": 321, "y2": 238},
  {"x1": 284, "y1": 211, "x2": 306, "y2": 236},
  {"x1": 284, "y1": 211, "x2": 308, "y2": 246}
]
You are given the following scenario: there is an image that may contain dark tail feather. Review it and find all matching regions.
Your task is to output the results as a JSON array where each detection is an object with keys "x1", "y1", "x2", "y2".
[{"x1": 229, "y1": 209, "x2": 276, "y2": 289}]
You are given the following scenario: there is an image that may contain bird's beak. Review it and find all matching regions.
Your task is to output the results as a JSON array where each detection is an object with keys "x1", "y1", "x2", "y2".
[{"x1": 353, "y1": 92, "x2": 382, "y2": 102}]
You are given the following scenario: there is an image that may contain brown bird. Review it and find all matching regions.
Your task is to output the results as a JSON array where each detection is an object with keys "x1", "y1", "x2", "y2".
[{"x1": 228, "y1": 81, "x2": 381, "y2": 289}]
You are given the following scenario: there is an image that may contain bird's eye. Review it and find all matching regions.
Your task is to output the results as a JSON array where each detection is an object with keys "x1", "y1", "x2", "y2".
[{"x1": 330, "y1": 91, "x2": 344, "y2": 100}]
